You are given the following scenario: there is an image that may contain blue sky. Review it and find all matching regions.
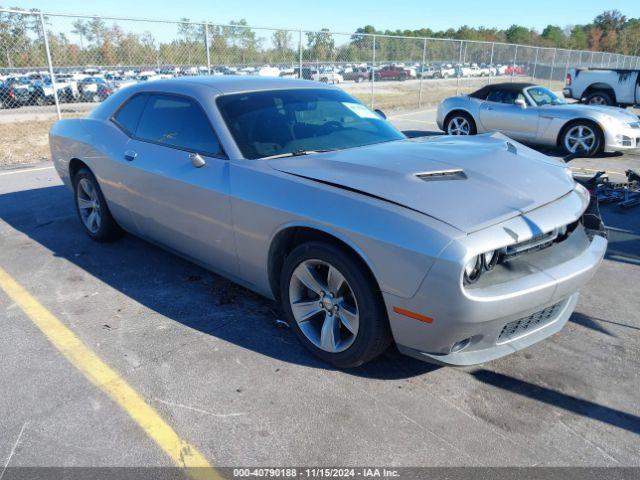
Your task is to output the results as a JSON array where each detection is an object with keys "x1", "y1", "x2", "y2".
[{"x1": 11, "y1": 0, "x2": 638, "y2": 33}]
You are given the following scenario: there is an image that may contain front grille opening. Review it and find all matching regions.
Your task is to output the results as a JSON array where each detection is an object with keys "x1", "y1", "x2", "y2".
[
  {"x1": 497, "y1": 301, "x2": 565, "y2": 343},
  {"x1": 500, "y1": 221, "x2": 579, "y2": 263}
]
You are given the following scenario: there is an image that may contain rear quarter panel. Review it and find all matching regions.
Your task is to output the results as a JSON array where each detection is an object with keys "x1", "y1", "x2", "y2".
[
  {"x1": 437, "y1": 97, "x2": 482, "y2": 132},
  {"x1": 49, "y1": 117, "x2": 138, "y2": 233}
]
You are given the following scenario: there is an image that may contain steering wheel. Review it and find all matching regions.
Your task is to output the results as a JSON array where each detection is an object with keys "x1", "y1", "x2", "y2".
[{"x1": 313, "y1": 121, "x2": 345, "y2": 137}]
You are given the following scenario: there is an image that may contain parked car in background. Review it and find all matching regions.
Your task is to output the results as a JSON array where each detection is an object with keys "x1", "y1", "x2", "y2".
[
  {"x1": 341, "y1": 67, "x2": 369, "y2": 83},
  {"x1": 78, "y1": 77, "x2": 113, "y2": 102},
  {"x1": 374, "y1": 65, "x2": 412, "y2": 81},
  {"x1": 438, "y1": 82, "x2": 640, "y2": 156},
  {"x1": 434, "y1": 64, "x2": 457, "y2": 79},
  {"x1": 418, "y1": 65, "x2": 439, "y2": 79},
  {"x1": 311, "y1": 69, "x2": 343, "y2": 84},
  {"x1": 0, "y1": 80, "x2": 19, "y2": 109},
  {"x1": 5, "y1": 76, "x2": 37, "y2": 106},
  {"x1": 564, "y1": 68, "x2": 640, "y2": 106},
  {"x1": 504, "y1": 64, "x2": 527, "y2": 76},
  {"x1": 50, "y1": 76, "x2": 606, "y2": 368}
]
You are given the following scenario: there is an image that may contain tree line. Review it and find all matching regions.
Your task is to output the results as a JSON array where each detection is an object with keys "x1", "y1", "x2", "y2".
[
  {"x1": 355, "y1": 10, "x2": 640, "y2": 55},
  {"x1": 1, "y1": 7, "x2": 638, "y2": 69}
]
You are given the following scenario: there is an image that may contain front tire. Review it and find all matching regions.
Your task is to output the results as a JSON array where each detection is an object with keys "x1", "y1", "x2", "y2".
[
  {"x1": 280, "y1": 242, "x2": 391, "y2": 368},
  {"x1": 560, "y1": 121, "x2": 602, "y2": 157},
  {"x1": 73, "y1": 167, "x2": 123, "y2": 242},
  {"x1": 445, "y1": 111, "x2": 477, "y2": 135}
]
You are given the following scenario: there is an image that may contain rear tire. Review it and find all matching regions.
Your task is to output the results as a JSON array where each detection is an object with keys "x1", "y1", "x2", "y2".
[
  {"x1": 280, "y1": 242, "x2": 391, "y2": 368},
  {"x1": 73, "y1": 167, "x2": 123, "y2": 242},
  {"x1": 585, "y1": 91, "x2": 613, "y2": 106},
  {"x1": 445, "y1": 111, "x2": 477, "y2": 135}
]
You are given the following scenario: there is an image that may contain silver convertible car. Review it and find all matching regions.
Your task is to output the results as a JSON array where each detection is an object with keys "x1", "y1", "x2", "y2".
[
  {"x1": 50, "y1": 76, "x2": 607, "y2": 367},
  {"x1": 437, "y1": 82, "x2": 640, "y2": 156}
]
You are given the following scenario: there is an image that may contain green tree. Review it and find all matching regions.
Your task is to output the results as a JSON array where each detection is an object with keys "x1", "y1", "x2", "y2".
[
  {"x1": 568, "y1": 26, "x2": 588, "y2": 49},
  {"x1": 306, "y1": 29, "x2": 335, "y2": 61},
  {"x1": 71, "y1": 19, "x2": 88, "y2": 50},
  {"x1": 541, "y1": 25, "x2": 565, "y2": 47}
]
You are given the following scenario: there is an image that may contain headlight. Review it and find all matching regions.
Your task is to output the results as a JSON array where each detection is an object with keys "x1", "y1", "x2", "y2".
[
  {"x1": 463, "y1": 255, "x2": 483, "y2": 284},
  {"x1": 483, "y1": 250, "x2": 499, "y2": 270},
  {"x1": 464, "y1": 249, "x2": 501, "y2": 285}
]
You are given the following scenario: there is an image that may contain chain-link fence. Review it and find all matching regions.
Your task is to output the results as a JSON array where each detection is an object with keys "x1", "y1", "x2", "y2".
[{"x1": 1, "y1": 8, "x2": 640, "y2": 120}]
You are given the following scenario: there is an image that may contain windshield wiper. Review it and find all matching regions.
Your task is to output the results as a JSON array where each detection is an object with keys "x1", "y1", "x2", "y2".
[{"x1": 261, "y1": 149, "x2": 334, "y2": 160}]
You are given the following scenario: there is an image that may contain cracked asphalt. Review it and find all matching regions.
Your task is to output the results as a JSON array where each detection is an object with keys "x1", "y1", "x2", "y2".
[{"x1": 0, "y1": 110, "x2": 639, "y2": 470}]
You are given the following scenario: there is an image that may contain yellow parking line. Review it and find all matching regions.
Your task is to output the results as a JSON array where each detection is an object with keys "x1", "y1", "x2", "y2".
[{"x1": 0, "y1": 266, "x2": 220, "y2": 480}]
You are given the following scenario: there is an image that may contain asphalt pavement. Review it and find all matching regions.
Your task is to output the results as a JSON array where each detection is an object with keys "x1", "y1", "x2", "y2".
[{"x1": 0, "y1": 113, "x2": 639, "y2": 472}]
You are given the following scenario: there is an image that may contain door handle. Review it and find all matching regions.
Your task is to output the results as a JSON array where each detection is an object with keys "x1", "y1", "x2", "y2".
[
  {"x1": 124, "y1": 150, "x2": 137, "y2": 161},
  {"x1": 486, "y1": 106, "x2": 494, "y2": 111}
]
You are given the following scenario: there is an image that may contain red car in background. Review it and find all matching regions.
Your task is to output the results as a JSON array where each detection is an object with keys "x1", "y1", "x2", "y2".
[{"x1": 373, "y1": 65, "x2": 412, "y2": 81}]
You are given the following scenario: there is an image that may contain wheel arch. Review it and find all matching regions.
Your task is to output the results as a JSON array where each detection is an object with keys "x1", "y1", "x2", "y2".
[
  {"x1": 69, "y1": 158, "x2": 90, "y2": 181},
  {"x1": 443, "y1": 109, "x2": 477, "y2": 132},
  {"x1": 267, "y1": 224, "x2": 381, "y2": 302},
  {"x1": 583, "y1": 83, "x2": 616, "y2": 103},
  {"x1": 556, "y1": 117, "x2": 605, "y2": 148}
]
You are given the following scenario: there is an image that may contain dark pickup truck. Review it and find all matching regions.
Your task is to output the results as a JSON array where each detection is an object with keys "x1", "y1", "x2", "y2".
[{"x1": 373, "y1": 65, "x2": 412, "y2": 81}]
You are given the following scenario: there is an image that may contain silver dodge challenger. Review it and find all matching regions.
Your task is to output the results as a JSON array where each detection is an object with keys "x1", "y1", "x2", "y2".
[
  {"x1": 49, "y1": 76, "x2": 607, "y2": 367},
  {"x1": 437, "y1": 82, "x2": 640, "y2": 156}
]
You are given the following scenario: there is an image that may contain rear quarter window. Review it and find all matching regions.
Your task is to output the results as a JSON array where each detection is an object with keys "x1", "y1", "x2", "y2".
[{"x1": 112, "y1": 94, "x2": 149, "y2": 135}]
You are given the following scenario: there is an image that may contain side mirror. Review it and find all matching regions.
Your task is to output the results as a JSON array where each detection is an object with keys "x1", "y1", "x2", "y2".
[
  {"x1": 374, "y1": 109, "x2": 387, "y2": 119},
  {"x1": 515, "y1": 98, "x2": 527, "y2": 109},
  {"x1": 189, "y1": 152, "x2": 206, "y2": 168}
]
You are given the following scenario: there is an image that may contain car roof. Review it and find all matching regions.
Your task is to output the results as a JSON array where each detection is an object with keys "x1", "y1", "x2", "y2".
[
  {"x1": 469, "y1": 82, "x2": 536, "y2": 99},
  {"x1": 138, "y1": 75, "x2": 334, "y2": 95}
]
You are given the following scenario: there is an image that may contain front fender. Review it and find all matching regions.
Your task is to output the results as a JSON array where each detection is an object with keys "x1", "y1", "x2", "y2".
[{"x1": 229, "y1": 161, "x2": 461, "y2": 300}]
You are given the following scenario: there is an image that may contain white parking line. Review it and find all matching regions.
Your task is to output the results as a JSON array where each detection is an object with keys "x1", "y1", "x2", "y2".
[
  {"x1": 389, "y1": 109, "x2": 436, "y2": 119},
  {"x1": 0, "y1": 166, "x2": 55, "y2": 176}
]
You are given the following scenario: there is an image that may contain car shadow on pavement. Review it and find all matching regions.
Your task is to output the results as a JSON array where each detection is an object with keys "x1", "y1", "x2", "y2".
[
  {"x1": 471, "y1": 370, "x2": 640, "y2": 436},
  {"x1": 0, "y1": 184, "x2": 439, "y2": 379},
  {"x1": 401, "y1": 130, "x2": 442, "y2": 139}
]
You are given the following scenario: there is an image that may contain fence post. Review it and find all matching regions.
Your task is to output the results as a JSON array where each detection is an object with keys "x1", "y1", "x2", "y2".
[
  {"x1": 39, "y1": 11, "x2": 61, "y2": 120},
  {"x1": 204, "y1": 23, "x2": 211, "y2": 75},
  {"x1": 370, "y1": 34, "x2": 376, "y2": 108},
  {"x1": 548, "y1": 48, "x2": 556, "y2": 87},
  {"x1": 298, "y1": 29, "x2": 303, "y2": 79},
  {"x1": 531, "y1": 47, "x2": 539, "y2": 81},
  {"x1": 511, "y1": 44, "x2": 517, "y2": 82},
  {"x1": 589, "y1": 51, "x2": 594, "y2": 68},
  {"x1": 456, "y1": 40, "x2": 462, "y2": 96},
  {"x1": 488, "y1": 42, "x2": 495, "y2": 84},
  {"x1": 419, "y1": 37, "x2": 426, "y2": 108}
]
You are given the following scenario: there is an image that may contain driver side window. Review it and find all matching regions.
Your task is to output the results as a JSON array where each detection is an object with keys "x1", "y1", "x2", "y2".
[{"x1": 486, "y1": 89, "x2": 526, "y2": 105}]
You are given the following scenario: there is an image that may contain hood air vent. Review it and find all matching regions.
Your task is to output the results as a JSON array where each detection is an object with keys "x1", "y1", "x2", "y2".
[{"x1": 416, "y1": 169, "x2": 467, "y2": 182}]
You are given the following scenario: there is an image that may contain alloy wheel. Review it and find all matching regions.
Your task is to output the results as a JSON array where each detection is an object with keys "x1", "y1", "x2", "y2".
[
  {"x1": 564, "y1": 125, "x2": 596, "y2": 154},
  {"x1": 447, "y1": 116, "x2": 471, "y2": 135},
  {"x1": 288, "y1": 259, "x2": 359, "y2": 353},
  {"x1": 588, "y1": 96, "x2": 607, "y2": 105},
  {"x1": 76, "y1": 178, "x2": 102, "y2": 234}
]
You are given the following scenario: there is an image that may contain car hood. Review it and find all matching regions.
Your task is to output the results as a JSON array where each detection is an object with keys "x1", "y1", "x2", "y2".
[
  {"x1": 268, "y1": 133, "x2": 574, "y2": 233},
  {"x1": 548, "y1": 104, "x2": 639, "y2": 122}
]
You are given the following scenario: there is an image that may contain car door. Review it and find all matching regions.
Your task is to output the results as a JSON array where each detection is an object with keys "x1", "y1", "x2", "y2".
[
  {"x1": 478, "y1": 88, "x2": 540, "y2": 141},
  {"x1": 112, "y1": 92, "x2": 238, "y2": 277}
]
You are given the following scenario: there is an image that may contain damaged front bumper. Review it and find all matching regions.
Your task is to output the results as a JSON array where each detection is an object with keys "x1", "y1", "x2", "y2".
[{"x1": 386, "y1": 189, "x2": 608, "y2": 366}]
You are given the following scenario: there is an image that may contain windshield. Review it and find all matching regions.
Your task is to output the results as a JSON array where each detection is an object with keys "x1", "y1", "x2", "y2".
[
  {"x1": 216, "y1": 88, "x2": 405, "y2": 159},
  {"x1": 526, "y1": 86, "x2": 565, "y2": 106}
]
